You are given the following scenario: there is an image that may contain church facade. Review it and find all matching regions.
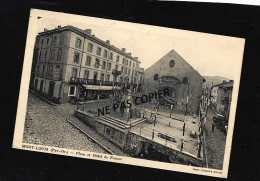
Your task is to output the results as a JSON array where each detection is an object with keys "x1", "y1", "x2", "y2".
[{"x1": 143, "y1": 50, "x2": 205, "y2": 113}]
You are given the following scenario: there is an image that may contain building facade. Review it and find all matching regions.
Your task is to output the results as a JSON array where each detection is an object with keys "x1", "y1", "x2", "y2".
[
  {"x1": 143, "y1": 50, "x2": 205, "y2": 113},
  {"x1": 33, "y1": 25, "x2": 143, "y2": 103},
  {"x1": 210, "y1": 80, "x2": 233, "y2": 119}
]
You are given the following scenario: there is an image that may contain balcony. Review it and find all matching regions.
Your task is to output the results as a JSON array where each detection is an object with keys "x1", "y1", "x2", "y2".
[
  {"x1": 70, "y1": 78, "x2": 143, "y2": 89},
  {"x1": 112, "y1": 69, "x2": 121, "y2": 75},
  {"x1": 70, "y1": 77, "x2": 116, "y2": 86}
]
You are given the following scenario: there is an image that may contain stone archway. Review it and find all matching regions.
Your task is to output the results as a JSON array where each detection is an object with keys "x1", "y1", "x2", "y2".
[{"x1": 159, "y1": 76, "x2": 182, "y2": 105}]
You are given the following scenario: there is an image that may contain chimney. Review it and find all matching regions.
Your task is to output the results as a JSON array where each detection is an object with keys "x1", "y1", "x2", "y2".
[
  {"x1": 92, "y1": 35, "x2": 95, "y2": 37},
  {"x1": 85, "y1": 29, "x2": 92, "y2": 35},
  {"x1": 106, "y1": 40, "x2": 110, "y2": 44},
  {"x1": 57, "y1": 25, "x2": 61, "y2": 28},
  {"x1": 229, "y1": 80, "x2": 234, "y2": 83},
  {"x1": 44, "y1": 28, "x2": 49, "y2": 32},
  {"x1": 223, "y1": 80, "x2": 227, "y2": 83},
  {"x1": 122, "y1": 48, "x2": 126, "y2": 52},
  {"x1": 134, "y1": 57, "x2": 138, "y2": 60}
]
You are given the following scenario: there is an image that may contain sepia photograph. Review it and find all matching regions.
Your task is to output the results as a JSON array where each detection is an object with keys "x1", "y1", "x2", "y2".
[{"x1": 12, "y1": 9, "x2": 245, "y2": 178}]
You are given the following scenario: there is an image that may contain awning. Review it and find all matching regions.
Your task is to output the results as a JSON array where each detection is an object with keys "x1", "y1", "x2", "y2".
[{"x1": 81, "y1": 84, "x2": 121, "y2": 90}]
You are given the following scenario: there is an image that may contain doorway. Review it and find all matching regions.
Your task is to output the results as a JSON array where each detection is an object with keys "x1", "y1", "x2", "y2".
[
  {"x1": 40, "y1": 80, "x2": 44, "y2": 93},
  {"x1": 48, "y1": 81, "x2": 55, "y2": 98}
]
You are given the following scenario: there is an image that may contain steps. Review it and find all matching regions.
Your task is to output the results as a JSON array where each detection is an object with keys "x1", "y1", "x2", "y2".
[{"x1": 98, "y1": 115, "x2": 145, "y2": 129}]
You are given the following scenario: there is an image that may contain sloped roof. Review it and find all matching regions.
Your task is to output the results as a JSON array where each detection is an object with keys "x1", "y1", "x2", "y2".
[
  {"x1": 213, "y1": 81, "x2": 233, "y2": 89},
  {"x1": 145, "y1": 49, "x2": 204, "y2": 81}
]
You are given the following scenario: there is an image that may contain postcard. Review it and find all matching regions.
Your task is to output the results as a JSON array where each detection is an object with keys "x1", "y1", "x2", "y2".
[{"x1": 13, "y1": 8, "x2": 245, "y2": 178}]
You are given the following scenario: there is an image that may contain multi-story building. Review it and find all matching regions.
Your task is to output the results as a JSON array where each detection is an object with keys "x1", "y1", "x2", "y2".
[
  {"x1": 210, "y1": 80, "x2": 233, "y2": 119},
  {"x1": 29, "y1": 35, "x2": 39, "y2": 88},
  {"x1": 33, "y1": 25, "x2": 143, "y2": 103}
]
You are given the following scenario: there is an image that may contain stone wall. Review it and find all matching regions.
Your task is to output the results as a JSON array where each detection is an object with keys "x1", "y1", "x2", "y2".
[{"x1": 74, "y1": 109, "x2": 204, "y2": 167}]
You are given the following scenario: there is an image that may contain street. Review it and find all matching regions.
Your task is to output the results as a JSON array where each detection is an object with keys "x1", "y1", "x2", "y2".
[
  {"x1": 23, "y1": 92, "x2": 128, "y2": 156},
  {"x1": 204, "y1": 107, "x2": 227, "y2": 170}
]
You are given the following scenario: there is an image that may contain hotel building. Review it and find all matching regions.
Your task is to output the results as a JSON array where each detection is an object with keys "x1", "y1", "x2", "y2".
[{"x1": 33, "y1": 25, "x2": 144, "y2": 103}]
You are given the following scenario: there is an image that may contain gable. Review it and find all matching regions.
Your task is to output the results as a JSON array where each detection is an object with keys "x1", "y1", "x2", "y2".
[{"x1": 144, "y1": 49, "x2": 203, "y2": 81}]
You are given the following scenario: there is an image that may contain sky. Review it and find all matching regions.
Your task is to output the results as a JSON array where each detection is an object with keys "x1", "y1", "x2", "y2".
[{"x1": 34, "y1": 13, "x2": 245, "y2": 80}]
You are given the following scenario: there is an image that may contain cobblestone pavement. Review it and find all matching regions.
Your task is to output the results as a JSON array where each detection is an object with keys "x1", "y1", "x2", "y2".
[
  {"x1": 23, "y1": 93, "x2": 128, "y2": 156},
  {"x1": 204, "y1": 107, "x2": 227, "y2": 170}
]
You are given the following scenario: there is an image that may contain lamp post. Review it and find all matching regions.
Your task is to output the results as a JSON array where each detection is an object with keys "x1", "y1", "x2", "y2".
[
  {"x1": 182, "y1": 77, "x2": 190, "y2": 137},
  {"x1": 181, "y1": 77, "x2": 189, "y2": 151}
]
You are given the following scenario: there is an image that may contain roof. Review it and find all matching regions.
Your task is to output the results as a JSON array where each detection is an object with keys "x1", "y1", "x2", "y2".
[
  {"x1": 212, "y1": 81, "x2": 233, "y2": 89},
  {"x1": 38, "y1": 25, "x2": 140, "y2": 63},
  {"x1": 145, "y1": 49, "x2": 204, "y2": 81}
]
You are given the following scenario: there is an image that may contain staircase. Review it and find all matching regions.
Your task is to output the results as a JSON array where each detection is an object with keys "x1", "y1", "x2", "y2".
[{"x1": 98, "y1": 115, "x2": 145, "y2": 129}]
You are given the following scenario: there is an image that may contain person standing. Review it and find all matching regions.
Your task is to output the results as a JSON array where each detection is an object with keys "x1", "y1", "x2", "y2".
[{"x1": 212, "y1": 121, "x2": 215, "y2": 132}]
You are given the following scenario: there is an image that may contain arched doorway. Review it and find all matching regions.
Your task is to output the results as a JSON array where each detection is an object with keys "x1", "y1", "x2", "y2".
[
  {"x1": 48, "y1": 81, "x2": 55, "y2": 98},
  {"x1": 159, "y1": 76, "x2": 182, "y2": 105},
  {"x1": 34, "y1": 79, "x2": 38, "y2": 90},
  {"x1": 40, "y1": 80, "x2": 44, "y2": 93}
]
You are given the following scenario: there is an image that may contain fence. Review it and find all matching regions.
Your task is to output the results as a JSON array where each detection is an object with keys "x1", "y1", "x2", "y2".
[{"x1": 132, "y1": 125, "x2": 199, "y2": 156}]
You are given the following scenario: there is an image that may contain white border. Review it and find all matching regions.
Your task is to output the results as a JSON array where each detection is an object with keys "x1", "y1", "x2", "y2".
[{"x1": 12, "y1": 9, "x2": 245, "y2": 178}]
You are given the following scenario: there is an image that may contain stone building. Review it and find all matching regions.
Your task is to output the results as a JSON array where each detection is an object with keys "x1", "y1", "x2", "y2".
[
  {"x1": 29, "y1": 35, "x2": 39, "y2": 88},
  {"x1": 210, "y1": 80, "x2": 233, "y2": 119},
  {"x1": 143, "y1": 49, "x2": 205, "y2": 113},
  {"x1": 33, "y1": 25, "x2": 143, "y2": 103}
]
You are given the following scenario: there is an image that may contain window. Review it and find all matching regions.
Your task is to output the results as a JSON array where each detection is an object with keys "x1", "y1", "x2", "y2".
[
  {"x1": 169, "y1": 60, "x2": 175, "y2": 67},
  {"x1": 129, "y1": 61, "x2": 131, "y2": 67},
  {"x1": 40, "y1": 38, "x2": 44, "y2": 47},
  {"x1": 68, "y1": 85, "x2": 76, "y2": 96},
  {"x1": 133, "y1": 63, "x2": 135, "y2": 68},
  {"x1": 132, "y1": 70, "x2": 134, "y2": 76},
  {"x1": 57, "y1": 49, "x2": 62, "y2": 61},
  {"x1": 87, "y1": 43, "x2": 93, "y2": 52},
  {"x1": 100, "y1": 73, "x2": 104, "y2": 81},
  {"x1": 72, "y1": 68, "x2": 78, "y2": 78},
  {"x1": 123, "y1": 58, "x2": 125, "y2": 64},
  {"x1": 95, "y1": 58, "x2": 100, "y2": 68},
  {"x1": 59, "y1": 34, "x2": 64, "y2": 45},
  {"x1": 102, "y1": 61, "x2": 106, "y2": 70},
  {"x1": 36, "y1": 65, "x2": 40, "y2": 74},
  {"x1": 86, "y1": 56, "x2": 91, "y2": 66},
  {"x1": 42, "y1": 65, "x2": 45, "y2": 75},
  {"x1": 84, "y1": 70, "x2": 89, "y2": 79},
  {"x1": 96, "y1": 47, "x2": 101, "y2": 56},
  {"x1": 52, "y1": 36, "x2": 57, "y2": 46},
  {"x1": 44, "y1": 50, "x2": 48, "y2": 60},
  {"x1": 109, "y1": 52, "x2": 113, "y2": 60},
  {"x1": 125, "y1": 68, "x2": 127, "y2": 75},
  {"x1": 126, "y1": 59, "x2": 128, "y2": 65},
  {"x1": 46, "y1": 38, "x2": 50, "y2": 45},
  {"x1": 38, "y1": 51, "x2": 41, "y2": 59},
  {"x1": 121, "y1": 67, "x2": 124, "y2": 74},
  {"x1": 107, "y1": 63, "x2": 111, "y2": 70},
  {"x1": 48, "y1": 65, "x2": 53, "y2": 76},
  {"x1": 116, "y1": 55, "x2": 119, "y2": 62},
  {"x1": 74, "y1": 52, "x2": 80, "y2": 63},
  {"x1": 56, "y1": 65, "x2": 60, "y2": 72},
  {"x1": 55, "y1": 65, "x2": 61, "y2": 78},
  {"x1": 128, "y1": 69, "x2": 130, "y2": 75},
  {"x1": 115, "y1": 65, "x2": 118, "y2": 70},
  {"x1": 50, "y1": 49, "x2": 55, "y2": 60},
  {"x1": 103, "y1": 50, "x2": 108, "y2": 58},
  {"x1": 75, "y1": 38, "x2": 82, "y2": 48},
  {"x1": 106, "y1": 74, "x2": 110, "y2": 81}
]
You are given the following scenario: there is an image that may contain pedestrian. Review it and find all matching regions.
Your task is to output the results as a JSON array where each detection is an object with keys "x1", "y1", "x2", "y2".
[{"x1": 212, "y1": 122, "x2": 215, "y2": 132}]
